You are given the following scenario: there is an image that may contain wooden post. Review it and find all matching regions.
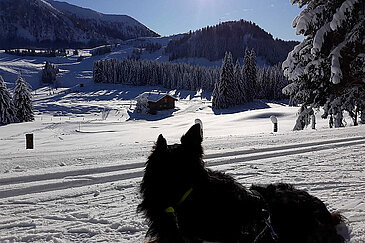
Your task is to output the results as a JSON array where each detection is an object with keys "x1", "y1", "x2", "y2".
[
  {"x1": 270, "y1": 116, "x2": 278, "y2": 132},
  {"x1": 26, "y1": 134, "x2": 34, "y2": 149},
  {"x1": 274, "y1": 123, "x2": 278, "y2": 132}
]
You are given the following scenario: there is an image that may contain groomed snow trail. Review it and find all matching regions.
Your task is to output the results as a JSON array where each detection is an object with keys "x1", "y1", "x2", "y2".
[
  {"x1": 1, "y1": 136, "x2": 365, "y2": 199},
  {"x1": 0, "y1": 128, "x2": 364, "y2": 242}
]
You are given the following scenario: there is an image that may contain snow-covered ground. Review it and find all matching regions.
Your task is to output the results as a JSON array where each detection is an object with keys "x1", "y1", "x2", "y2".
[
  {"x1": 1, "y1": 85, "x2": 365, "y2": 242},
  {"x1": 1, "y1": 51, "x2": 365, "y2": 242}
]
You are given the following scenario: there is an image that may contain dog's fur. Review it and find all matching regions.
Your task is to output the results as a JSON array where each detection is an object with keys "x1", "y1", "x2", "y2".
[{"x1": 138, "y1": 124, "x2": 346, "y2": 243}]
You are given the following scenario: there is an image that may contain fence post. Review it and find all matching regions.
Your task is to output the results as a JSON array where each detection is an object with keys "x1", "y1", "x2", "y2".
[
  {"x1": 270, "y1": 116, "x2": 278, "y2": 132},
  {"x1": 26, "y1": 134, "x2": 34, "y2": 149}
]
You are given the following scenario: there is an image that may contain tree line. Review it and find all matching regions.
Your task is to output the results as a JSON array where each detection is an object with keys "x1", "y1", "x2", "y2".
[
  {"x1": 93, "y1": 53, "x2": 289, "y2": 106},
  {"x1": 212, "y1": 50, "x2": 288, "y2": 109},
  {"x1": 5, "y1": 49, "x2": 67, "y2": 57},
  {"x1": 93, "y1": 58, "x2": 219, "y2": 91}
]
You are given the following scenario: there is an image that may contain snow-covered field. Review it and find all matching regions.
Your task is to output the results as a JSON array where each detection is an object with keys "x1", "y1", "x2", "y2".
[
  {"x1": 1, "y1": 51, "x2": 365, "y2": 242},
  {"x1": 1, "y1": 87, "x2": 365, "y2": 242}
]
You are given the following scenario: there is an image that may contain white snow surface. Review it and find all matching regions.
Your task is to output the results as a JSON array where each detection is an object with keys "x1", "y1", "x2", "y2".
[
  {"x1": 292, "y1": 5, "x2": 325, "y2": 35},
  {"x1": 1, "y1": 51, "x2": 365, "y2": 242},
  {"x1": 330, "y1": 40, "x2": 346, "y2": 85},
  {"x1": 330, "y1": 0, "x2": 359, "y2": 31},
  {"x1": 312, "y1": 23, "x2": 331, "y2": 55},
  {"x1": 46, "y1": 0, "x2": 139, "y2": 26}
]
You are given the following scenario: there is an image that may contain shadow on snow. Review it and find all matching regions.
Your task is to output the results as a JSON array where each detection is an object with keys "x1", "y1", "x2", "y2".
[{"x1": 128, "y1": 108, "x2": 179, "y2": 122}]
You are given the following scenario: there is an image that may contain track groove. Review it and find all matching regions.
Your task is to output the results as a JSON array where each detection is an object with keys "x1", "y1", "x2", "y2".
[{"x1": 1, "y1": 136, "x2": 364, "y2": 199}]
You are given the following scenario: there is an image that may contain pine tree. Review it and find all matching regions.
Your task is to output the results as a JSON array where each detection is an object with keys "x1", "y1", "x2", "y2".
[
  {"x1": 93, "y1": 61, "x2": 103, "y2": 83},
  {"x1": 242, "y1": 49, "x2": 257, "y2": 102},
  {"x1": 293, "y1": 105, "x2": 314, "y2": 130},
  {"x1": 13, "y1": 75, "x2": 34, "y2": 122},
  {"x1": 212, "y1": 80, "x2": 219, "y2": 107},
  {"x1": 283, "y1": 0, "x2": 365, "y2": 129},
  {"x1": 42, "y1": 62, "x2": 59, "y2": 85},
  {"x1": 0, "y1": 76, "x2": 17, "y2": 125},
  {"x1": 272, "y1": 63, "x2": 289, "y2": 100},
  {"x1": 242, "y1": 49, "x2": 250, "y2": 100},
  {"x1": 256, "y1": 66, "x2": 267, "y2": 99},
  {"x1": 212, "y1": 52, "x2": 236, "y2": 109},
  {"x1": 234, "y1": 60, "x2": 246, "y2": 104},
  {"x1": 249, "y1": 49, "x2": 257, "y2": 96},
  {"x1": 135, "y1": 95, "x2": 149, "y2": 114}
]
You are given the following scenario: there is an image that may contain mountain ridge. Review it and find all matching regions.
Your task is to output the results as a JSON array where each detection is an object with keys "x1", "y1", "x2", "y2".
[
  {"x1": 0, "y1": 0, "x2": 159, "y2": 49},
  {"x1": 165, "y1": 20, "x2": 298, "y2": 65}
]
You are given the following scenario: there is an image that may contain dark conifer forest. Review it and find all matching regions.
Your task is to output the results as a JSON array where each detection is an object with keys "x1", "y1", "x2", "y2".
[{"x1": 165, "y1": 20, "x2": 298, "y2": 65}]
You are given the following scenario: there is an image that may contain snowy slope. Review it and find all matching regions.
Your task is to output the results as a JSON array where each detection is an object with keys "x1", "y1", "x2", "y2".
[
  {"x1": 0, "y1": 35, "x2": 209, "y2": 91},
  {"x1": 47, "y1": 0, "x2": 140, "y2": 26},
  {"x1": 0, "y1": 0, "x2": 158, "y2": 49},
  {"x1": 0, "y1": 82, "x2": 365, "y2": 242}
]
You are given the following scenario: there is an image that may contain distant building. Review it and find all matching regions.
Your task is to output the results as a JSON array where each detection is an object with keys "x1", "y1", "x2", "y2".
[{"x1": 139, "y1": 92, "x2": 178, "y2": 112}]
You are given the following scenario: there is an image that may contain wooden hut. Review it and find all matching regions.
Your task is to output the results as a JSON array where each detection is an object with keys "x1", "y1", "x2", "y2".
[{"x1": 140, "y1": 92, "x2": 178, "y2": 112}]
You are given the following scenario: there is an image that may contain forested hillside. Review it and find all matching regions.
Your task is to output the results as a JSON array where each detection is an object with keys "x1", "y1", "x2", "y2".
[
  {"x1": 165, "y1": 20, "x2": 298, "y2": 65},
  {"x1": 0, "y1": 0, "x2": 158, "y2": 49}
]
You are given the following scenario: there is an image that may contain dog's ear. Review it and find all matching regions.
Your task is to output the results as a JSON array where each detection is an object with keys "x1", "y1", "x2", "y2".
[
  {"x1": 181, "y1": 123, "x2": 203, "y2": 146},
  {"x1": 155, "y1": 134, "x2": 167, "y2": 150}
]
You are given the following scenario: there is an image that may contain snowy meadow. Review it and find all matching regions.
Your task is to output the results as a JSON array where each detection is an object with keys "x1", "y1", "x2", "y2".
[
  {"x1": 0, "y1": 79, "x2": 365, "y2": 242},
  {"x1": 0, "y1": 16, "x2": 364, "y2": 240}
]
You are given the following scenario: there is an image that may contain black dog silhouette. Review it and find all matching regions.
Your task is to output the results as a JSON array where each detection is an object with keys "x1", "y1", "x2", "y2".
[{"x1": 138, "y1": 124, "x2": 346, "y2": 243}]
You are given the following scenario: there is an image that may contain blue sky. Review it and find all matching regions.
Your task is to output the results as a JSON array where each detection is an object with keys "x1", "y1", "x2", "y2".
[{"x1": 60, "y1": 0, "x2": 303, "y2": 41}]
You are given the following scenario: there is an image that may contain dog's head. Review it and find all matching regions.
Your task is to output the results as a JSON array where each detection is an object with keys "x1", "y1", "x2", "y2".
[{"x1": 139, "y1": 124, "x2": 205, "y2": 212}]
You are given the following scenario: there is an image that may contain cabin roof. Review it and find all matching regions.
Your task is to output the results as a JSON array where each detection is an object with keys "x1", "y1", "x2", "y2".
[{"x1": 139, "y1": 92, "x2": 178, "y2": 103}]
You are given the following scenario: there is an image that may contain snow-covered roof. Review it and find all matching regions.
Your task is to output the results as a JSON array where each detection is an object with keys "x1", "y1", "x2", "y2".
[{"x1": 139, "y1": 92, "x2": 177, "y2": 103}]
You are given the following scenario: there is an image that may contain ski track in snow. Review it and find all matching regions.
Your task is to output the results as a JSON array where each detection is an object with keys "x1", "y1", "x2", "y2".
[
  {"x1": 1, "y1": 136, "x2": 365, "y2": 199},
  {"x1": 1, "y1": 134, "x2": 365, "y2": 242}
]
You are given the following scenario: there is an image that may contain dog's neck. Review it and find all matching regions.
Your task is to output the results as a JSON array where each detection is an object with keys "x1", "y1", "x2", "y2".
[{"x1": 165, "y1": 187, "x2": 193, "y2": 213}]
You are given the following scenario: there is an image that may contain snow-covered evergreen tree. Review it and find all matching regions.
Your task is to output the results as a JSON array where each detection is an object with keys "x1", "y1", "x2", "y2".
[
  {"x1": 212, "y1": 52, "x2": 236, "y2": 109},
  {"x1": 283, "y1": 0, "x2": 365, "y2": 129},
  {"x1": 42, "y1": 62, "x2": 59, "y2": 85},
  {"x1": 234, "y1": 60, "x2": 246, "y2": 105},
  {"x1": 135, "y1": 96, "x2": 150, "y2": 114},
  {"x1": 212, "y1": 81, "x2": 220, "y2": 108},
  {"x1": 0, "y1": 76, "x2": 17, "y2": 125},
  {"x1": 249, "y1": 49, "x2": 258, "y2": 97},
  {"x1": 272, "y1": 63, "x2": 289, "y2": 100},
  {"x1": 293, "y1": 105, "x2": 314, "y2": 130},
  {"x1": 242, "y1": 49, "x2": 251, "y2": 101},
  {"x1": 13, "y1": 75, "x2": 34, "y2": 122},
  {"x1": 256, "y1": 64, "x2": 289, "y2": 101},
  {"x1": 256, "y1": 66, "x2": 269, "y2": 99},
  {"x1": 242, "y1": 49, "x2": 257, "y2": 102}
]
